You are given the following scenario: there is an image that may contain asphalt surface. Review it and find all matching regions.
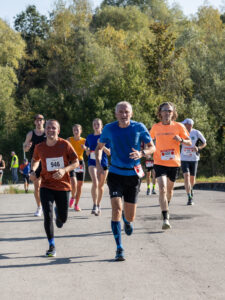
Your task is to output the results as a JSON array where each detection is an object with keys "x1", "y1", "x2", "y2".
[{"x1": 0, "y1": 183, "x2": 225, "y2": 300}]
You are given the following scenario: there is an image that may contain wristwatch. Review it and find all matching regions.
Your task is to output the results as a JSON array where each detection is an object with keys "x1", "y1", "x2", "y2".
[{"x1": 142, "y1": 150, "x2": 146, "y2": 157}]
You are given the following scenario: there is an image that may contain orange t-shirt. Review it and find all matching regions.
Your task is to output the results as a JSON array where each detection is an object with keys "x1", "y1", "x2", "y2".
[
  {"x1": 150, "y1": 121, "x2": 189, "y2": 167},
  {"x1": 68, "y1": 137, "x2": 86, "y2": 161},
  {"x1": 33, "y1": 138, "x2": 78, "y2": 191}
]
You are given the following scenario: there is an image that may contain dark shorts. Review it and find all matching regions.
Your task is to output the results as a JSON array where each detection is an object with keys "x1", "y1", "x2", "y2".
[
  {"x1": 35, "y1": 162, "x2": 42, "y2": 178},
  {"x1": 154, "y1": 165, "x2": 180, "y2": 182},
  {"x1": 70, "y1": 161, "x2": 85, "y2": 181},
  {"x1": 107, "y1": 172, "x2": 141, "y2": 204},
  {"x1": 146, "y1": 167, "x2": 154, "y2": 172},
  {"x1": 181, "y1": 161, "x2": 198, "y2": 176},
  {"x1": 23, "y1": 174, "x2": 30, "y2": 184}
]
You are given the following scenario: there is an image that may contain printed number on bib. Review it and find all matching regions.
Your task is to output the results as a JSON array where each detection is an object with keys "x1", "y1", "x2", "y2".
[
  {"x1": 134, "y1": 164, "x2": 145, "y2": 178},
  {"x1": 161, "y1": 149, "x2": 175, "y2": 161},
  {"x1": 183, "y1": 147, "x2": 194, "y2": 157},
  {"x1": 90, "y1": 151, "x2": 96, "y2": 160},
  {"x1": 145, "y1": 160, "x2": 154, "y2": 168},
  {"x1": 46, "y1": 157, "x2": 65, "y2": 172}
]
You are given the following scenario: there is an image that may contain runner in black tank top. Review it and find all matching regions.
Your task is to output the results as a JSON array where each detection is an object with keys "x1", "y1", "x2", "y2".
[{"x1": 23, "y1": 114, "x2": 45, "y2": 216}]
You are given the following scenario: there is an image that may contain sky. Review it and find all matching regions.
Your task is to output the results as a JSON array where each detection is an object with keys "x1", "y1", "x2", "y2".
[{"x1": 0, "y1": 0, "x2": 224, "y2": 28}]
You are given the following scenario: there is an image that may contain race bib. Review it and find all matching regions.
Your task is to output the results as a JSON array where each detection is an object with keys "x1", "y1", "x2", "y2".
[
  {"x1": 134, "y1": 164, "x2": 145, "y2": 178},
  {"x1": 75, "y1": 164, "x2": 84, "y2": 173},
  {"x1": 46, "y1": 157, "x2": 65, "y2": 172},
  {"x1": 145, "y1": 160, "x2": 154, "y2": 168},
  {"x1": 161, "y1": 149, "x2": 175, "y2": 161},
  {"x1": 90, "y1": 151, "x2": 96, "y2": 160},
  {"x1": 183, "y1": 147, "x2": 194, "y2": 157}
]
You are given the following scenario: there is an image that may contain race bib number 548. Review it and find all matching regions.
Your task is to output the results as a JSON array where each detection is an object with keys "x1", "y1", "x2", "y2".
[{"x1": 46, "y1": 157, "x2": 65, "y2": 172}]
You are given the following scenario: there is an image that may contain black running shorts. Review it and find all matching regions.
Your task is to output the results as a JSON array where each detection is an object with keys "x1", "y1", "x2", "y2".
[
  {"x1": 154, "y1": 165, "x2": 180, "y2": 182},
  {"x1": 107, "y1": 172, "x2": 141, "y2": 204},
  {"x1": 181, "y1": 161, "x2": 198, "y2": 176}
]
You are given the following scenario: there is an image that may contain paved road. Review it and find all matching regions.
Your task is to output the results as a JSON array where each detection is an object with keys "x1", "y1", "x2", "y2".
[{"x1": 0, "y1": 183, "x2": 224, "y2": 300}]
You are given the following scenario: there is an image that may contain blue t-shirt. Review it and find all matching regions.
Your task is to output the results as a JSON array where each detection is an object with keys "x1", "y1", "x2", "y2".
[
  {"x1": 100, "y1": 120, "x2": 152, "y2": 175},
  {"x1": 22, "y1": 163, "x2": 31, "y2": 176},
  {"x1": 85, "y1": 134, "x2": 109, "y2": 167}
]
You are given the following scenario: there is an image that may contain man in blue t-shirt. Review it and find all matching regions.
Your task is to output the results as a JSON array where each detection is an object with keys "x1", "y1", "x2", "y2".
[{"x1": 96, "y1": 101, "x2": 155, "y2": 261}]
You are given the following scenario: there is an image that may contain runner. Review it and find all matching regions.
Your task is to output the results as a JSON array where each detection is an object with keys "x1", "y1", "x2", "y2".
[
  {"x1": 19, "y1": 158, "x2": 31, "y2": 193},
  {"x1": 10, "y1": 151, "x2": 19, "y2": 184},
  {"x1": 150, "y1": 102, "x2": 191, "y2": 230},
  {"x1": 67, "y1": 124, "x2": 86, "y2": 211},
  {"x1": 145, "y1": 154, "x2": 156, "y2": 195},
  {"x1": 0, "y1": 154, "x2": 5, "y2": 185},
  {"x1": 23, "y1": 114, "x2": 46, "y2": 216},
  {"x1": 30, "y1": 119, "x2": 78, "y2": 257},
  {"x1": 96, "y1": 101, "x2": 155, "y2": 261},
  {"x1": 85, "y1": 118, "x2": 110, "y2": 216},
  {"x1": 181, "y1": 118, "x2": 207, "y2": 205}
]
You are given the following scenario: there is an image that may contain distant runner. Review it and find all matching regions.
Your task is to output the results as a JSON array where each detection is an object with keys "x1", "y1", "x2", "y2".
[
  {"x1": 23, "y1": 114, "x2": 46, "y2": 216},
  {"x1": 67, "y1": 124, "x2": 86, "y2": 211},
  {"x1": 181, "y1": 118, "x2": 207, "y2": 205}
]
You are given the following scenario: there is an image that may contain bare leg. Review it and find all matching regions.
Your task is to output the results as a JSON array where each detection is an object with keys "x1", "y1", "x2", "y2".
[
  {"x1": 97, "y1": 169, "x2": 108, "y2": 206},
  {"x1": 33, "y1": 178, "x2": 41, "y2": 207},
  {"x1": 88, "y1": 166, "x2": 98, "y2": 205},
  {"x1": 167, "y1": 178, "x2": 175, "y2": 204},
  {"x1": 123, "y1": 202, "x2": 137, "y2": 222},
  {"x1": 183, "y1": 172, "x2": 191, "y2": 194},
  {"x1": 75, "y1": 180, "x2": 83, "y2": 205},
  {"x1": 157, "y1": 175, "x2": 168, "y2": 211},
  {"x1": 70, "y1": 176, "x2": 77, "y2": 199}
]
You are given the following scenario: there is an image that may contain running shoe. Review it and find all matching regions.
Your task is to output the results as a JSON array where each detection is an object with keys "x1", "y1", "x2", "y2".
[
  {"x1": 46, "y1": 245, "x2": 56, "y2": 257},
  {"x1": 91, "y1": 204, "x2": 97, "y2": 214},
  {"x1": 151, "y1": 189, "x2": 156, "y2": 194},
  {"x1": 122, "y1": 211, "x2": 133, "y2": 236},
  {"x1": 75, "y1": 204, "x2": 81, "y2": 212},
  {"x1": 54, "y1": 206, "x2": 63, "y2": 228},
  {"x1": 34, "y1": 206, "x2": 42, "y2": 217},
  {"x1": 95, "y1": 206, "x2": 101, "y2": 216},
  {"x1": 162, "y1": 219, "x2": 171, "y2": 230},
  {"x1": 146, "y1": 188, "x2": 150, "y2": 195},
  {"x1": 187, "y1": 197, "x2": 194, "y2": 206},
  {"x1": 115, "y1": 248, "x2": 125, "y2": 261},
  {"x1": 69, "y1": 198, "x2": 75, "y2": 208}
]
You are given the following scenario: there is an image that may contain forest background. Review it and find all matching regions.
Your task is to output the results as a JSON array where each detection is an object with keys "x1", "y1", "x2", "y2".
[{"x1": 0, "y1": 0, "x2": 224, "y2": 180}]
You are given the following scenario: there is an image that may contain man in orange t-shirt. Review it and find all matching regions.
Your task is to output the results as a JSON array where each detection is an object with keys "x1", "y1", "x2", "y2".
[
  {"x1": 150, "y1": 102, "x2": 191, "y2": 230},
  {"x1": 30, "y1": 119, "x2": 79, "y2": 257}
]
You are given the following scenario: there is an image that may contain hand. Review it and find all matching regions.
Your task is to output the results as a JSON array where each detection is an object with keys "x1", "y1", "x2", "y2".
[
  {"x1": 129, "y1": 148, "x2": 142, "y2": 160},
  {"x1": 81, "y1": 144, "x2": 87, "y2": 150},
  {"x1": 52, "y1": 169, "x2": 66, "y2": 180},
  {"x1": 25, "y1": 142, "x2": 32, "y2": 151},
  {"x1": 173, "y1": 135, "x2": 182, "y2": 142},
  {"x1": 194, "y1": 146, "x2": 199, "y2": 152},
  {"x1": 30, "y1": 171, "x2": 37, "y2": 182}
]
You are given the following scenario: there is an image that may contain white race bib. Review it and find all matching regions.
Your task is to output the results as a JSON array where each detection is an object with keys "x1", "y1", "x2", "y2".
[
  {"x1": 74, "y1": 164, "x2": 84, "y2": 173},
  {"x1": 46, "y1": 157, "x2": 65, "y2": 172},
  {"x1": 90, "y1": 151, "x2": 96, "y2": 160},
  {"x1": 134, "y1": 164, "x2": 145, "y2": 178},
  {"x1": 145, "y1": 160, "x2": 154, "y2": 168},
  {"x1": 183, "y1": 147, "x2": 194, "y2": 157},
  {"x1": 161, "y1": 149, "x2": 175, "y2": 161}
]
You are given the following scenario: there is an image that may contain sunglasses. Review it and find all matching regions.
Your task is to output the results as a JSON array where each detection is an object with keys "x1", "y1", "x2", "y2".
[{"x1": 161, "y1": 109, "x2": 173, "y2": 113}]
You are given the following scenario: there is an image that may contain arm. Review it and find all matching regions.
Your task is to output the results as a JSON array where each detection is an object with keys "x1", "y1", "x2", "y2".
[
  {"x1": 129, "y1": 140, "x2": 155, "y2": 160},
  {"x1": 174, "y1": 135, "x2": 192, "y2": 146},
  {"x1": 95, "y1": 142, "x2": 105, "y2": 173},
  {"x1": 52, "y1": 159, "x2": 79, "y2": 180},
  {"x1": 103, "y1": 146, "x2": 110, "y2": 156},
  {"x1": 30, "y1": 159, "x2": 40, "y2": 181},
  {"x1": 23, "y1": 131, "x2": 33, "y2": 152}
]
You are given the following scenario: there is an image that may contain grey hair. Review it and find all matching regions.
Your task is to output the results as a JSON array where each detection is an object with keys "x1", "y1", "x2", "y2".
[{"x1": 115, "y1": 101, "x2": 133, "y2": 113}]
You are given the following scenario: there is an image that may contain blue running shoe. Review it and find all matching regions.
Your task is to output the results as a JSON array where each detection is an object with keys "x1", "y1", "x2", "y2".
[
  {"x1": 46, "y1": 245, "x2": 56, "y2": 257},
  {"x1": 54, "y1": 206, "x2": 63, "y2": 228},
  {"x1": 122, "y1": 211, "x2": 133, "y2": 236},
  {"x1": 115, "y1": 248, "x2": 125, "y2": 261}
]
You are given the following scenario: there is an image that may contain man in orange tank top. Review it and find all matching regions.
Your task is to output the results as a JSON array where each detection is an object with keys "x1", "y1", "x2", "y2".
[{"x1": 150, "y1": 102, "x2": 191, "y2": 230}]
